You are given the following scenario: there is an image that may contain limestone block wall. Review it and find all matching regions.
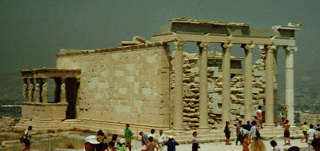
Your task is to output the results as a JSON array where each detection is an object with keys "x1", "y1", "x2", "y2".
[
  {"x1": 56, "y1": 44, "x2": 171, "y2": 128},
  {"x1": 299, "y1": 112, "x2": 320, "y2": 126},
  {"x1": 171, "y1": 51, "x2": 270, "y2": 129}
]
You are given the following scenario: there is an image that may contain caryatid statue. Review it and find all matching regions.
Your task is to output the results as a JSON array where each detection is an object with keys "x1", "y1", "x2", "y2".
[
  {"x1": 22, "y1": 84, "x2": 28, "y2": 102},
  {"x1": 34, "y1": 83, "x2": 41, "y2": 102},
  {"x1": 41, "y1": 82, "x2": 48, "y2": 103},
  {"x1": 28, "y1": 83, "x2": 34, "y2": 102}
]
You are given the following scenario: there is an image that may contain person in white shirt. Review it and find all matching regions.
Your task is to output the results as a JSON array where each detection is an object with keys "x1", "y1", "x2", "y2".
[
  {"x1": 157, "y1": 129, "x2": 166, "y2": 151},
  {"x1": 270, "y1": 140, "x2": 280, "y2": 151},
  {"x1": 23, "y1": 126, "x2": 32, "y2": 151},
  {"x1": 307, "y1": 124, "x2": 317, "y2": 147}
]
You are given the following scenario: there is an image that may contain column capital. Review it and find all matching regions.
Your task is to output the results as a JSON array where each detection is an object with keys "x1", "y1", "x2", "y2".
[
  {"x1": 243, "y1": 44, "x2": 256, "y2": 51},
  {"x1": 283, "y1": 46, "x2": 298, "y2": 52},
  {"x1": 267, "y1": 45, "x2": 278, "y2": 51},
  {"x1": 173, "y1": 41, "x2": 186, "y2": 47},
  {"x1": 222, "y1": 43, "x2": 234, "y2": 49},
  {"x1": 198, "y1": 42, "x2": 211, "y2": 48}
]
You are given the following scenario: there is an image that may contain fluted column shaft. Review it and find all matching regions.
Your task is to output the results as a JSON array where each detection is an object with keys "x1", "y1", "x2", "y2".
[
  {"x1": 173, "y1": 41, "x2": 186, "y2": 130},
  {"x1": 244, "y1": 44, "x2": 255, "y2": 122},
  {"x1": 198, "y1": 42, "x2": 210, "y2": 129},
  {"x1": 222, "y1": 43, "x2": 233, "y2": 123},
  {"x1": 285, "y1": 46, "x2": 297, "y2": 126},
  {"x1": 265, "y1": 45, "x2": 277, "y2": 126}
]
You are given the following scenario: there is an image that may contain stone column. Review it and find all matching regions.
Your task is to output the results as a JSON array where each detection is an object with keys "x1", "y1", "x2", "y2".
[
  {"x1": 60, "y1": 78, "x2": 67, "y2": 103},
  {"x1": 198, "y1": 42, "x2": 211, "y2": 129},
  {"x1": 243, "y1": 44, "x2": 255, "y2": 122},
  {"x1": 173, "y1": 41, "x2": 186, "y2": 130},
  {"x1": 265, "y1": 45, "x2": 277, "y2": 126},
  {"x1": 34, "y1": 79, "x2": 41, "y2": 103},
  {"x1": 42, "y1": 78, "x2": 48, "y2": 103},
  {"x1": 284, "y1": 46, "x2": 297, "y2": 126},
  {"x1": 22, "y1": 78, "x2": 28, "y2": 102},
  {"x1": 221, "y1": 43, "x2": 233, "y2": 124},
  {"x1": 28, "y1": 79, "x2": 34, "y2": 102}
]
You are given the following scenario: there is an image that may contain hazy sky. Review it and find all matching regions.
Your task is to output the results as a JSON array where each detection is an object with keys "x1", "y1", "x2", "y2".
[{"x1": 1, "y1": 0, "x2": 320, "y2": 76}]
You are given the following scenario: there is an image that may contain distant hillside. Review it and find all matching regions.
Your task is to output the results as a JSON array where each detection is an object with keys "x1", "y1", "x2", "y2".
[{"x1": 0, "y1": 72, "x2": 23, "y2": 101}]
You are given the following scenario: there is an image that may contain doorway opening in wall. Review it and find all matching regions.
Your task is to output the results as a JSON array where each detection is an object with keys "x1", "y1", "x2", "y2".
[{"x1": 65, "y1": 78, "x2": 79, "y2": 119}]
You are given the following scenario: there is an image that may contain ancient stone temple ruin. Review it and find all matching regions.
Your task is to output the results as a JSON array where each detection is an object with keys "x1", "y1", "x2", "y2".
[{"x1": 18, "y1": 18, "x2": 300, "y2": 134}]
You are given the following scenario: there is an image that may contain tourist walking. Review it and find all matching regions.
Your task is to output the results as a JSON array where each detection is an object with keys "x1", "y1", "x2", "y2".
[
  {"x1": 242, "y1": 134, "x2": 250, "y2": 151},
  {"x1": 139, "y1": 131, "x2": 149, "y2": 148},
  {"x1": 22, "y1": 126, "x2": 33, "y2": 151},
  {"x1": 84, "y1": 135, "x2": 100, "y2": 151},
  {"x1": 236, "y1": 121, "x2": 243, "y2": 145},
  {"x1": 240, "y1": 133, "x2": 249, "y2": 151},
  {"x1": 270, "y1": 140, "x2": 280, "y2": 151},
  {"x1": 192, "y1": 131, "x2": 200, "y2": 151},
  {"x1": 96, "y1": 130, "x2": 107, "y2": 151},
  {"x1": 224, "y1": 121, "x2": 231, "y2": 145},
  {"x1": 256, "y1": 106, "x2": 263, "y2": 129},
  {"x1": 301, "y1": 122, "x2": 309, "y2": 143},
  {"x1": 157, "y1": 129, "x2": 166, "y2": 151},
  {"x1": 280, "y1": 106, "x2": 288, "y2": 124},
  {"x1": 165, "y1": 136, "x2": 179, "y2": 151},
  {"x1": 148, "y1": 129, "x2": 156, "y2": 139},
  {"x1": 283, "y1": 120, "x2": 291, "y2": 146},
  {"x1": 245, "y1": 121, "x2": 252, "y2": 132},
  {"x1": 116, "y1": 139, "x2": 127, "y2": 151},
  {"x1": 307, "y1": 124, "x2": 317, "y2": 147},
  {"x1": 124, "y1": 124, "x2": 133, "y2": 151},
  {"x1": 250, "y1": 120, "x2": 266, "y2": 151},
  {"x1": 142, "y1": 137, "x2": 159, "y2": 151}
]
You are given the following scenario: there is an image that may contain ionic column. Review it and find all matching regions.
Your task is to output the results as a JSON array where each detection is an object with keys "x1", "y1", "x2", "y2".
[
  {"x1": 198, "y1": 42, "x2": 211, "y2": 129},
  {"x1": 34, "y1": 79, "x2": 41, "y2": 103},
  {"x1": 28, "y1": 79, "x2": 34, "y2": 102},
  {"x1": 173, "y1": 41, "x2": 186, "y2": 130},
  {"x1": 42, "y1": 78, "x2": 48, "y2": 103},
  {"x1": 221, "y1": 43, "x2": 233, "y2": 124},
  {"x1": 284, "y1": 46, "x2": 297, "y2": 126},
  {"x1": 243, "y1": 44, "x2": 255, "y2": 122},
  {"x1": 60, "y1": 78, "x2": 67, "y2": 103},
  {"x1": 265, "y1": 45, "x2": 277, "y2": 126}
]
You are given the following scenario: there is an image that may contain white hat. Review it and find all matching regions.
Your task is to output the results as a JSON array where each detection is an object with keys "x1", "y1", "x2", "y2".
[
  {"x1": 169, "y1": 136, "x2": 173, "y2": 139},
  {"x1": 120, "y1": 138, "x2": 125, "y2": 144},
  {"x1": 85, "y1": 135, "x2": 100, "y2": 144}
]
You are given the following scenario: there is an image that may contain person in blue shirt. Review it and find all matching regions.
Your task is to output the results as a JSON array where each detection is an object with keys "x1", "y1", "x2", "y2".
[
  {"x1": 165, "y1": 136, "x2": 179, "y2": 151},
  {"x1": 245, "y1": 121, "x2": 252, "y2": 131}
]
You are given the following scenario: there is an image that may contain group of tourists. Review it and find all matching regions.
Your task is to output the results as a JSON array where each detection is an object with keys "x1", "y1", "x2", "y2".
[
  {"x1": 224, "y1": 120, "x2": 265, "y2": 151},
  {"x1": 84, "y1": 124, "x2": 181, "y2": 151}
]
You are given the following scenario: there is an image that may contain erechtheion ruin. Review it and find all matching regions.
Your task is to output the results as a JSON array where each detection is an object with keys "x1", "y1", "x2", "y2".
[{"x1": 18, "y1": 18, "x2": 301, "y2": 136}]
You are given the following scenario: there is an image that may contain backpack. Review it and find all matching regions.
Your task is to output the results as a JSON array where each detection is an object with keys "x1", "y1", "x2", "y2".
[{"x1": 256, "y1": 129, "x2": 261, "y2": 139}]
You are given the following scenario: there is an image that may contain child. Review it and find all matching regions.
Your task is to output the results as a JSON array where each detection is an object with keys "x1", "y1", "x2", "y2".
[
  {"x1": 270, "y1": 140, "x2": 280, "y2": 151},
  {"x1": 242, "y1": 134, "x2": 249, "y2": 151},
  {"x1": 115, "y1": 139, "x2": 127, "y2": 151}
]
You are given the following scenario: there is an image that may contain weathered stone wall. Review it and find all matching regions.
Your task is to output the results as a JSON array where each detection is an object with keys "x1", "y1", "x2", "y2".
[
  {"x1": 171, "y1": 51, "x2": 269, "y2": 129},
  {"x1": 56, "y1": 44, "x2": 171, "y2": 128},
  {"x1": 299, "y1": 112, "x2": 320, "y2": 126}
]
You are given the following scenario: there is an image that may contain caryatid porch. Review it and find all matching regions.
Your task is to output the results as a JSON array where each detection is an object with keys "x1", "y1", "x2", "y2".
[
  {"x1": 151, "y1": 18, "x2": 300, "y2": 129},
  {"x1": 20, "y1": 68, "x2": 80, "y2": 121}
]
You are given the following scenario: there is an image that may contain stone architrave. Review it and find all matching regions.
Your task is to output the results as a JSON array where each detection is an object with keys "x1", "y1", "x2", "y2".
[
  {"x1": 173, "y1": 41, "x2": 186, "y2": 130},
  {"x1": 42, "y1": 79, "x2": 48, "y2": 103},
  {"x1": 265, "y1": 45, "x2": 277, "y2": 126},
  {"x1": 284, "y1": 46, "x2": 297, "y2": 126},
  {"x1": 243, "y1": 44, "x2": 255, "y2": 122},
  {"x1": 60, "y1": 78, "x2": 67, "y2": 103},
  {"x1": 28, "y1": 80, "x2": 34, "y2": 102},
  {"x1": 198, "y1": 42, "x2": 211, "y2": 129},
  {"x1": 221, "y1": 43, "x2": 233, "y2": 124},
  {"x1": 34, "y1": 82, "x2": 41, "y2": 103},
  {"x1": 22, "y1": 83, "x2": 28, "y2": 102}
]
